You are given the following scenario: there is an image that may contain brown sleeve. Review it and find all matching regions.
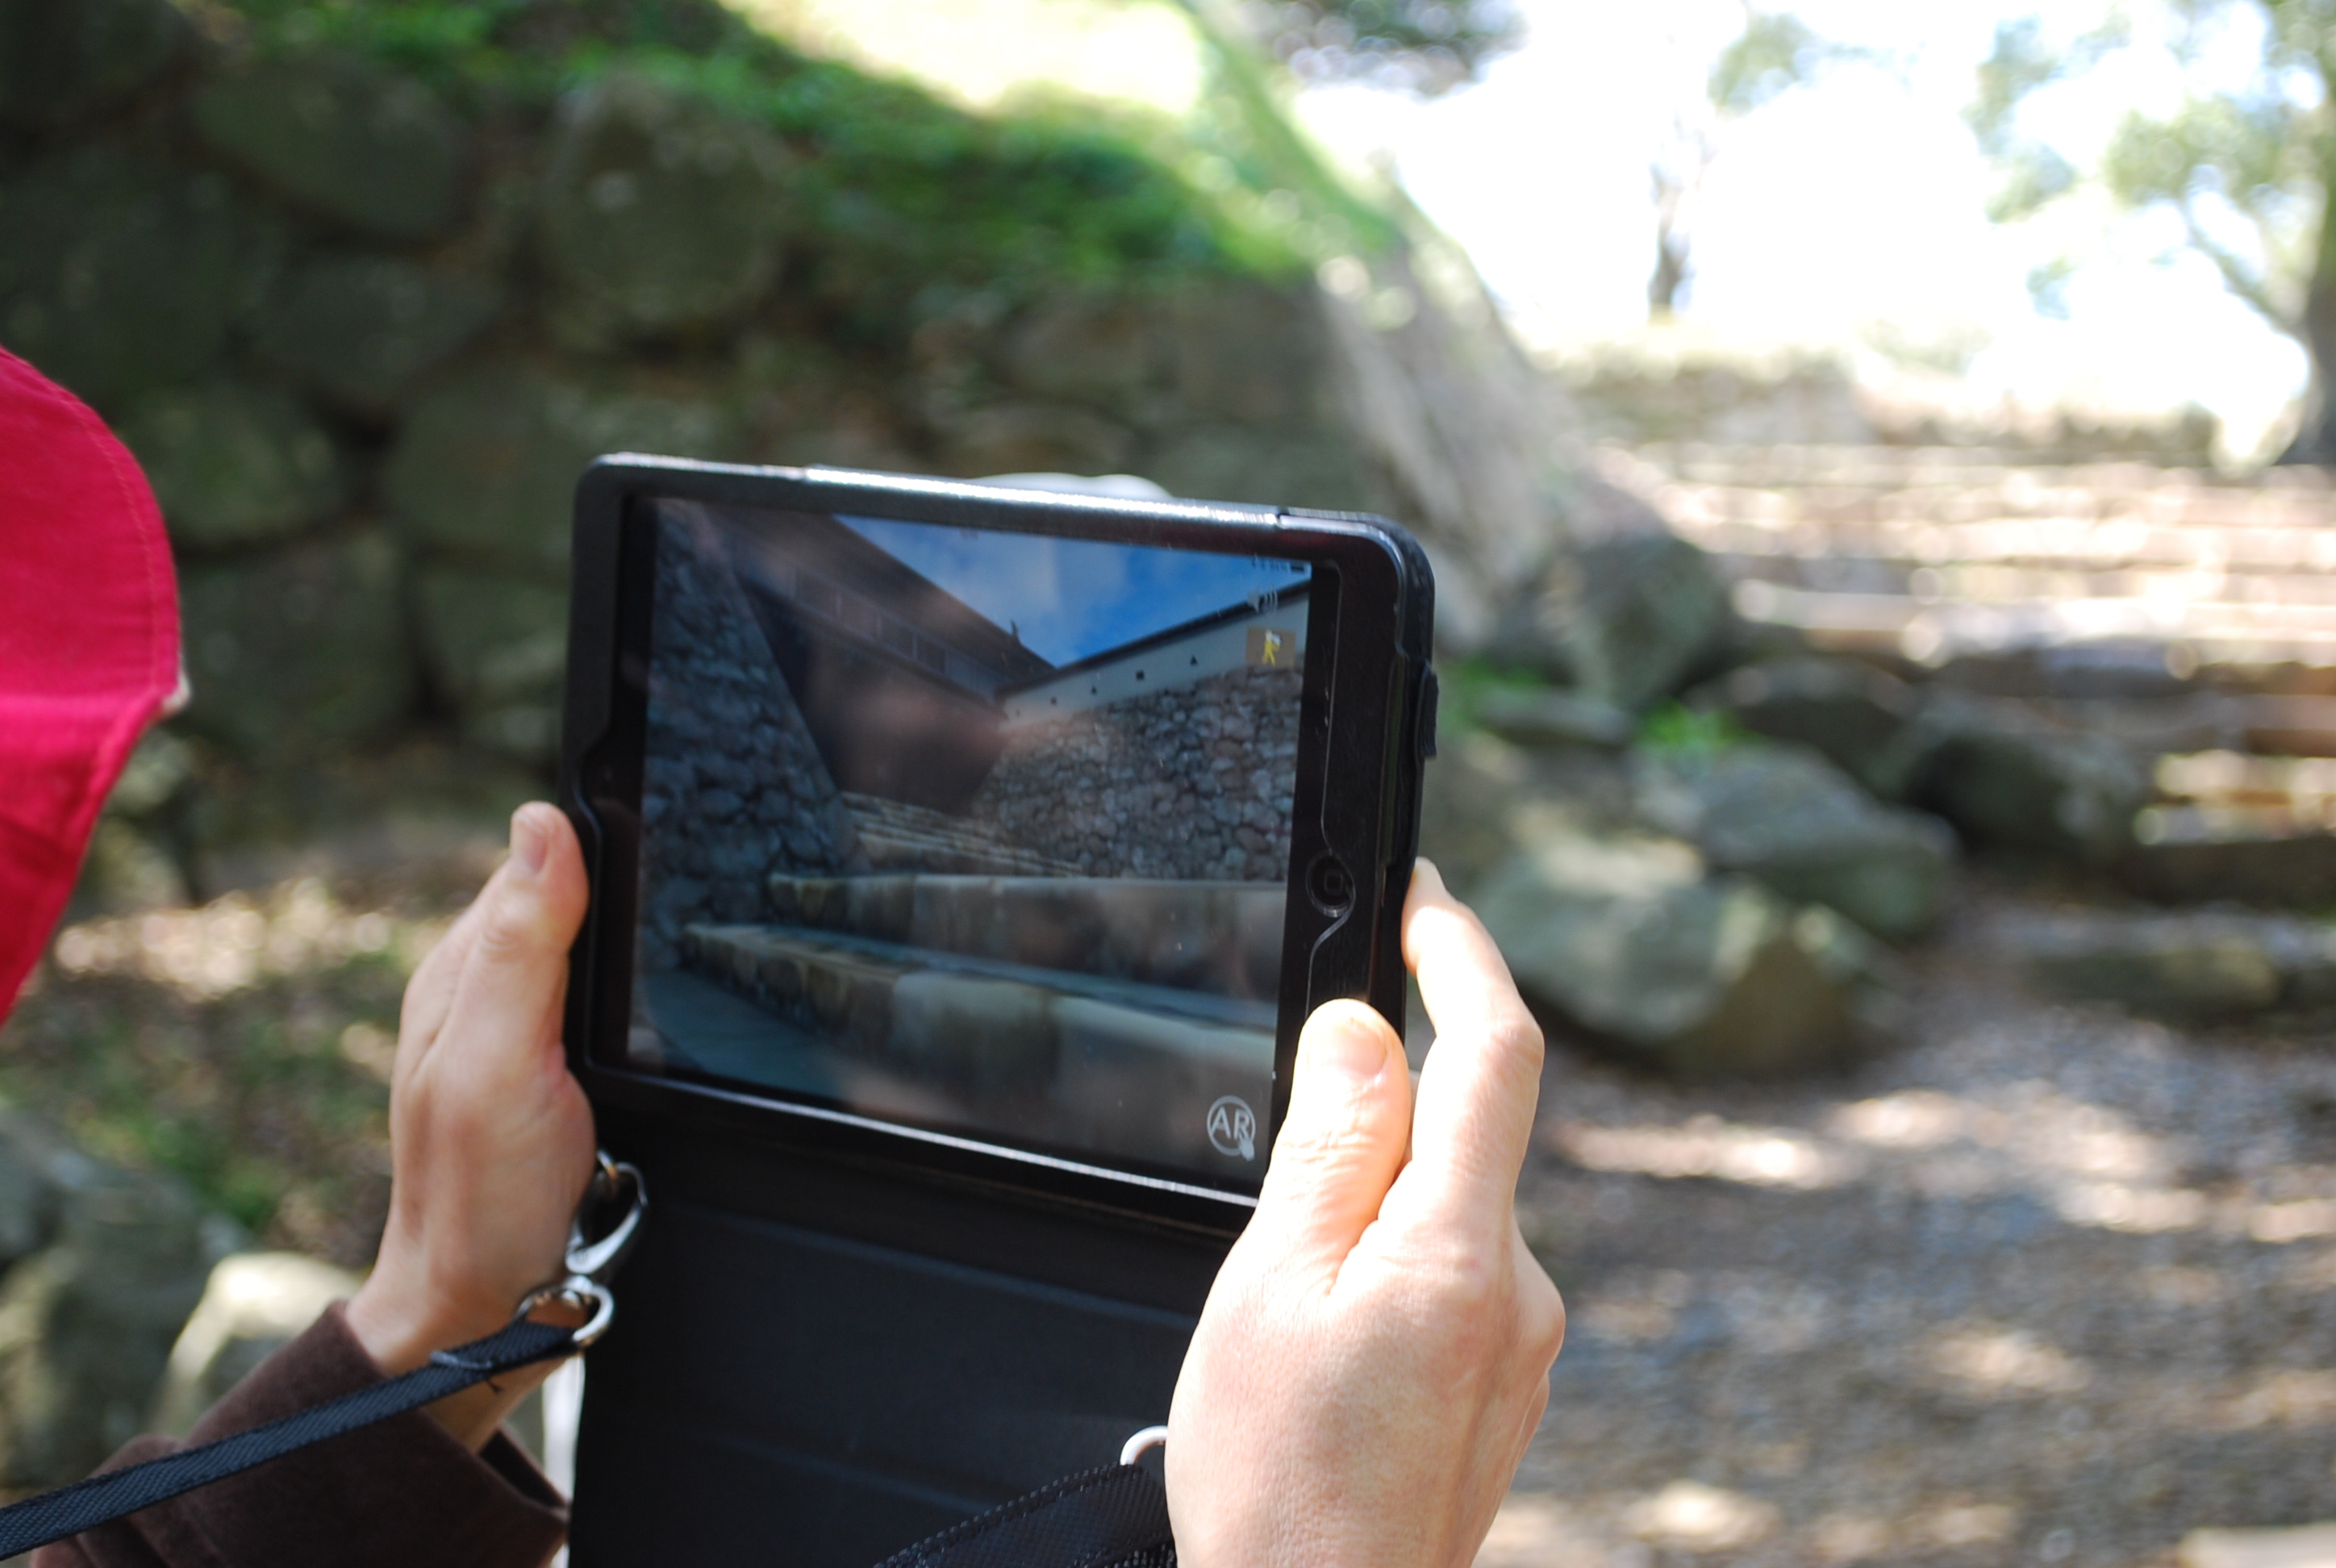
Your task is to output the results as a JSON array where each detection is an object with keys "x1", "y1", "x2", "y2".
[{"x1": 31, "y1": 1303, "x2": 566, "y2": 1568}]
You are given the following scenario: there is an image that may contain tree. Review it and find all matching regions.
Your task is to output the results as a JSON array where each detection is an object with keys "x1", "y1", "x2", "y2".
[
  {"x1": 1649, "y1": 8, "x2": 1871, "y2": 319},
  {"x1": 1971, "y1": 2, "x2": 2336, "y2": 461},
  {"x1": 1224, "y1": 0, "x2": 1523, "y2": 95}
]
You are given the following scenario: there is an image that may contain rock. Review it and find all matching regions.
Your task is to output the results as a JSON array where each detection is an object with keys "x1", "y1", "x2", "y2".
[
  {"x1": 939, "y1": 402, "x2": 1136, "y2": 477},
  {"x1": 192, "y1": 52, "x2": 470, "y2": 242},
  {"x1": 998, "y1": 291, "x2": 1166, "y2": 409},
  {"x1": 1474, "y1": 687, "x2": 1636, "y2": 752},
  {"x1": 0, "y1": 1156, "x2": 226, "y2": 1487},
  {"x1": 1494, "y1": 530, "x2": 1735, "y2": 712},
  {"x1": 119, "y1": 381, "x2": 345, "y2": 550},
  {"x1": 2120, "y1": 829, "x2": 2336, "y2": 910},
  {"x1": 2020, "y1": 912, "x2": 2336, "y2": 1019},
  {"x1": 1170, "y1": 284, "x2": 1323, "y2": 427},
  {"x1": 1416, "y1": 731, "x2": 1635, "y2": 899},
  {"x1": 1879, "y1": 694, "x2": 2150, "y2": 865},
  {"x1": 412, "y1": 566, "x2": 569, "y2": 763},
  {"x1": 539, "y1": 73, "x2": 788, "y2": 340},
  {"x1": 0, "y1": 0, "x2": 184, "y2": 129},
  {"x1": 1141, "y1": 424, "x2": 1382, "y2": 514},
  {"x1": 252, "y1": 255, "x2": 500, "y2": 419},
  {"x1": 1472, "y1": 817, "x2": 1867, "y2": 1078},
  {"x1": 149, "y1": 1253, "x2": 360, "y2": 1437},
  {"x1": 1635, "y1": 740, "x2": 1957, "y2": 941},
  {"x1": 0, "y1": 148, "x2": 240, "y2": 408},
  {"x1": 1694, "y1": 656, "x2": 1918, "y2": 794},
  {"x1": 384, "y1": 366, "x2": 732, "y2": 574},
  {"x1": 178, "y1": 530, "x2": 418, "y2": 757}
]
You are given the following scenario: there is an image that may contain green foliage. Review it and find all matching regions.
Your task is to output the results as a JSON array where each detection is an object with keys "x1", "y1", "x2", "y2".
[
  {"x1": 1709, "y1": 12, "x2": 1854, "y2": 117},
  {"x1": 1637, "y1": 701, "x2": 1748, "y2": 759},
  {"x1": 1970, "y1": 2, "x2": 2332, "y2": 338},
  {"x1": 1225, "y1": 0, "x2": 1522, "y2": 95},
  {"x1": 205, "y1": 0, "x2": 1309, "y2": 334}
]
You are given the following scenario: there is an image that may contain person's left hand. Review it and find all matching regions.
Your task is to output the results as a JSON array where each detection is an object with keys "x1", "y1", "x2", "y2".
[{"x1": 346, "y1": 803, "x2": 598, "y2": 1450}]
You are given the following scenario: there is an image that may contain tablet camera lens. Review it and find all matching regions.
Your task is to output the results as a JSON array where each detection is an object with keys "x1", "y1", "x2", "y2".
[{"x1": 1307, "y1": 853, "x2": 1355, "y2": 915}]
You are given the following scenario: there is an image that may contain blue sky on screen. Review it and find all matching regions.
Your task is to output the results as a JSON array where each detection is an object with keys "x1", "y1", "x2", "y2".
[{"x1": 837, "y1": 515, "x2": 1311, "y2": 666}]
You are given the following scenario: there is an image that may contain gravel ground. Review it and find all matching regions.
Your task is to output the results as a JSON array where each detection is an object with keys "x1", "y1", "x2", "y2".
[{"x1": 1495, "y1": 875, "x2": 2336, "y2": 1568}]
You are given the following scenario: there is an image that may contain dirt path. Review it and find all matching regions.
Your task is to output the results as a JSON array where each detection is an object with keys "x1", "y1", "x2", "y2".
[{"x1": 1495, "y1": 876, "x2": 2336, "y2": 1567}]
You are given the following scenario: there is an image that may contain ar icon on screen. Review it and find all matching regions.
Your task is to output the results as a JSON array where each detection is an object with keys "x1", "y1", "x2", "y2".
[{"x1": 1208, "y1": 1096, "x2": 1258, "y2": 1161}]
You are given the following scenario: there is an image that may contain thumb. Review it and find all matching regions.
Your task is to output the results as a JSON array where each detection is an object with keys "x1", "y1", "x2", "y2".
[
  {"x1": 432, "y1": 804, "x2": 588, "y2": 1076},
  {"x1": 1249, "y1": 999, "x2": 1412, "y2": 1275}
]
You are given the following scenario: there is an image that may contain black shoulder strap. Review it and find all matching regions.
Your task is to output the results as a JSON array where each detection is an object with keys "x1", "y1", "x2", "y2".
[
  {"x1": 0, "y1": 1316, "x2": 578, "y2": 1560},
  {"x1": 876, "y1": 1462, "x2": 1176, "y2": 1568}
]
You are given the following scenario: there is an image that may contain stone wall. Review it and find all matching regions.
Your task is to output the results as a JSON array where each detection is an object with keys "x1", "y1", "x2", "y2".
[
  {"x1": 970, "y1": 665, "x2": 1304, "y2": 882},
  {"x1": 0, "y1": 0, "x2": 1580, "y2": 890},
  {"x1": 637, "y1": 511, "x2": 862, "y2": 968}
]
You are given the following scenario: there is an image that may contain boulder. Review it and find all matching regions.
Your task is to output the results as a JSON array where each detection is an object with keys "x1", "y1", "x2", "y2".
[
  {"x1": 1693, "y1": 655, "x2": 1918, "y2": 794},
  {"x1": 252, "y1": 255, "x2": 500, "y2": 419},
  {"x1": 0, "y1": 0, "x2": 184, "y2": 129},
  {"x1": 149, "y1": 1253, "x2": 360, "y2": 1437},
  {"x1": 178, "y1": 530, "x2": 418, "y2": 757},
  {"x1": 1169, "y1": 284, "x2": 1325, "y2": 427},
  {"x1": 1878, "y1": 694, "x2": 2150, "y2": 865},
  {"x1": 1473, "y1": 687, "x2": 1635, "y2": 752},
  {"x1": 938, "y1": 402, "x2": 1136, "y2": 477},
  {"x1": 539, "y1": 73, "x2": 788, "y2": 340},
  {"x1": 1472, "y1": 817, "x2": 1868, "y2": 1078},
  {"x1": 2120, "y1": 829, "x2": 2336, "y2": 910},
  {"x1": 1635, "y1": 740, "x2": 1956, "y2": 941},
  {"x1": 998, "y1": 291, "x2": 1166, "y2": 410},
  {"x1": 0, "y1": 1152, "x2": 226, "y2": 1488},
  {"x1": 1491, "y1": 530, "x2": 1734, "y2": 712},
  {"x1": 1141, "y1": 424, "x2": 1382, "y2": 514},
  {"x1": 192, "y1": 52, "x2": 471, "y2": 242},
  {"x1": 383, "y1": 365, "x2": 732, "y2": 574},
  {"x1": 0, "y1": 148, "x2": 240, "y2": 409},
  {"x1": 1416, "y1": 731, "x2": 1635, "y2": 899},
  {"x1": 119, "y1": 381, "x2": 345, "y2": 550},
  {"x1": 2021, "y1": 913, "x2": 2336, "y2": 1018},
  {"x1": 412, "y1": 565, "x2": 569, "y2": 763}
]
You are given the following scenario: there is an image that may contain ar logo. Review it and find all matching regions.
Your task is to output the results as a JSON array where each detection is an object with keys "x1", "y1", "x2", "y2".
[{"x1": 1207, "y1": 1095, "x2": 1257, "y2": 1161}]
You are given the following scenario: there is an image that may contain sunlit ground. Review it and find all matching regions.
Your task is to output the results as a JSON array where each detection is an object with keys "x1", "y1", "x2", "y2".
[
  {"x1": 1496, "y1": 871, "x2": 2336, "y2": 1566},
  {"x1": 0, "y1": 856, "x2": 495, "y2": 1267}
]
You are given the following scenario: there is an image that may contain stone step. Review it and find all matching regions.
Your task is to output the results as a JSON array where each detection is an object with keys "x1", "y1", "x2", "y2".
[
  {"x1": 1687, "y1": 519, "x2": 2336, "y2": 577},
  {"x1": 670, "y1": 923, "x2": 1275, "y2": 1173},
  {"x1": 767, "y1": 873, "x2": 1285, "y2": 996},
  {"x1": 837, "y1": 791, "x2": 1082, "y2": 878},
  {"x1": 1728, "y1": 581, "x2": 2336, "y2": 672}
]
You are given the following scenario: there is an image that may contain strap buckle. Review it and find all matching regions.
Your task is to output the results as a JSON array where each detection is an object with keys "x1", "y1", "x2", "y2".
[{"x1": 511, "y1": 1149, "x2": 647, "y2": 1350}]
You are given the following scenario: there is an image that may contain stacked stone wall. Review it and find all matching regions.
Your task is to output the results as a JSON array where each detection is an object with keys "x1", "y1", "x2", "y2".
[
  {"x1": 637, "y1": 513, "x2": 862, "y2": 967},
  {"x1": 970, "y1": 665, "x2": 1304, "y2": 882}
]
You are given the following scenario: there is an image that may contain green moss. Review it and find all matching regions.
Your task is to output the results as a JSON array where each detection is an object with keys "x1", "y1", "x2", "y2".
[
  {"x1": 207, "y1": 0, "x2": 1313, "y2": 338},
  {"x1": 1638, "y1": 701, "x2": 1749, "y2": 759}
]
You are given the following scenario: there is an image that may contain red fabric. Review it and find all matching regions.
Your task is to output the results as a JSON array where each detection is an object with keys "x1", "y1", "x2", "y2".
[{"x1": 0, "y1": 348, "x2": 180, "y2": 1011}]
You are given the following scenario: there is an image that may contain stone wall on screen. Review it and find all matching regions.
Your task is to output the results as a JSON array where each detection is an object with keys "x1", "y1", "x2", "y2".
[
  {"x1": 969, "y1": 665, "x2": 1304, "y2": 882},
  {"x1": 638, "y1": 512, "x2": 865, "y2": 968}
]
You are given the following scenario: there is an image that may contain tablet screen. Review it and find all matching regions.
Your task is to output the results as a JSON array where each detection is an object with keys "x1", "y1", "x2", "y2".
[{"x1": 617, "y1": 497, "x2": 1313, "y2": 1189}]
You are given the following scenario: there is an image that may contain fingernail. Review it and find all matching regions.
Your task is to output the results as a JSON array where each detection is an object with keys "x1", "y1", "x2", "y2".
[
  {"x1": 1306, "y1": 1010, "x2": 1388, "y2": 1084},
  {"x1": 511, "y1": 807, "x2": 549, "y2": 877}
]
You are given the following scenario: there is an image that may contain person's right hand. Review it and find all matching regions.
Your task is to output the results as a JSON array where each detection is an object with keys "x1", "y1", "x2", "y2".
[{"x1": 1165, "y1": 860, "x2": 1564, "y2": 1568}]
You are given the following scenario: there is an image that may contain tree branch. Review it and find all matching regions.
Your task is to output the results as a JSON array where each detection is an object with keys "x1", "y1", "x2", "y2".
[{"x1": 2178, "y1": 198, "x2": 2301, "y2": 335}]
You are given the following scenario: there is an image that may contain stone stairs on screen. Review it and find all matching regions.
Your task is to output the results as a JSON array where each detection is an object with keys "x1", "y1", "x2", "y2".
[
  {"x1": 837, "y1": 791, "x2": 1082, "y2": 878},
  {"x1": 663, "y1": 872, "x2": 1286, "y2": 1170},
  {"x1": 1613, "y1": 442, "x2": 2336, "y2": 905}
]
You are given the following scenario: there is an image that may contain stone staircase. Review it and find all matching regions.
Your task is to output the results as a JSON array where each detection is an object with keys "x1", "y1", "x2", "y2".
[
  {"x1": 837, "y1": 791, "x2": 1082, "y2": 877},
  {"x1": 646, "y1": 872, "x2": 1284, "y2": 1175},
  {"x1": 1611, "y1": 442, "x2": 2336, "y2": 903}
]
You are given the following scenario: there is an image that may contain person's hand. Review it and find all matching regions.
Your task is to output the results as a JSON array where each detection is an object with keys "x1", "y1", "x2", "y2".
[
  {"x1": 346, "y1": 803, "x2": 598, "y2": 1450},
  {"x1": 1165, "y1": 860, "x2": 1564, "y2": 1567}
]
